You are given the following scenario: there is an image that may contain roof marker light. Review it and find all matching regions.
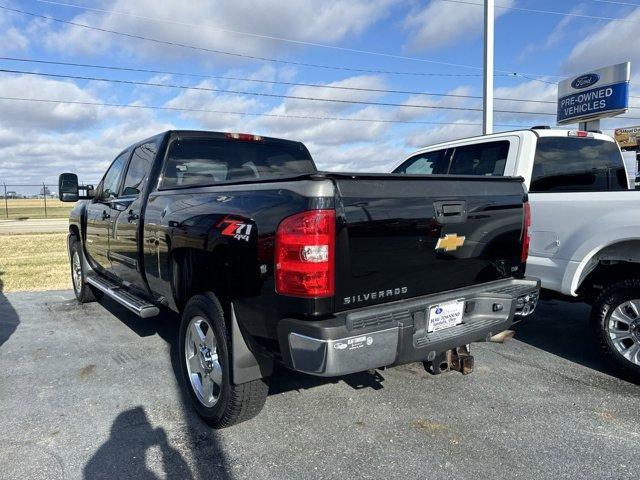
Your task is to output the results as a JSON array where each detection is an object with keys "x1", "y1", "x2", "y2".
[
  {"x1": 225, "y1": 132, "x2": 263, "y2": 141},
  {"x1": 567, "y1": 130, "x2": 592, "y2": 138}
]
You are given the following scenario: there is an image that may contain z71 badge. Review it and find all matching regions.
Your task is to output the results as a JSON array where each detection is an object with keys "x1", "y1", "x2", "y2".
[{"x1": 218, "y1": 217, "x2": 253, "y2": 242}]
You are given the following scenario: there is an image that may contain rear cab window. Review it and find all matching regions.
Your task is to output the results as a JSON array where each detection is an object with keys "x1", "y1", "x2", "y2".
[
  {"x1": 394, "y1": 140, "x2": 510, "y2": 176},
  {"x1": 161, "y1": 137, "x2": 316, "y2": 188},
  {"x1": 531, "y1": 137, "x2": 628, "y2": 192}
]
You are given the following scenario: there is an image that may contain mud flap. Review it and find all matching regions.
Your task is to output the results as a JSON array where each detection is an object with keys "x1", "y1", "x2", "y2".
[{"x1": 230, "y1": 303, "x2": 273, "y2": 385}]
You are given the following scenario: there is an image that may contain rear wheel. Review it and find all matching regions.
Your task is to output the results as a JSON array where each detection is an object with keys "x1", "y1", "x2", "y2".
[
  {"x1": 591, "y1": 278, "x2": 640, "y2": 379},
  {"x1": 178, "y1": 292, "x2": 268, "y2": 428},
  {"x1": 69, "y1": 238, "x2": 96, "y2": 303}
]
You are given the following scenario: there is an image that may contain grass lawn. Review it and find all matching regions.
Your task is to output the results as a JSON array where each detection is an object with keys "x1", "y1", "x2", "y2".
[
  {"x1": 0, "y1": 233, "x2": 70, "y2": 292},
  {"x1": 1, "y1": 198, "x2": 74, "y2": 220}
]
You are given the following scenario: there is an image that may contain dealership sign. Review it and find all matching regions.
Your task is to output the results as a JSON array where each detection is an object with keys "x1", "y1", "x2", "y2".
[
  {"x1": 557, "y1": 62, "x2": 630, "y2": 125},
  {"x1": 614, "y1": 126, "x2": 640, "y2": 150}
]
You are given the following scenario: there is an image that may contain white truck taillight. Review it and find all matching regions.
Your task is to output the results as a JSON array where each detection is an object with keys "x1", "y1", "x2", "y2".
[
  {"x1": 521, "y1": 202, "x2": 531, "y2": 263},
  {"x1": 275, "y1": 210, "x2": 335, "y2": 298}
]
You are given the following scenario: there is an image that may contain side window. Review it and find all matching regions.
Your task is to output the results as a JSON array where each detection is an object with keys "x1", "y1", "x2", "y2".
[
  {"x1": 98, "y1": 153, "x2": 128, "y2": 201},
  {"x1": 122, "y1": 142, "x2": 157, "y2": 197},
  {"x1": 394, "y1": 150, "x2": 447, "y2": 174},
  {"x1": 531, "y1": 137, "x2": 628, "y2": 193},
  {"x1": 448, "y1": 141, "x2": 509, "y2": 175}
]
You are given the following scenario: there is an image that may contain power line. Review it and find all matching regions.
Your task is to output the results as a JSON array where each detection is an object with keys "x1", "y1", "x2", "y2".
[
  {"x1": 32, "y1": 0, "x2": 566, "y2": 79},
  {"x1": 3, "y1": 3, "x2": 560, "y2": 80},
  {"x1": 29, "y1": 0, "x2": 502, "y2": 70},
  {"x1": 0, "y1": 4, "x2": 486, "y2": 78},
  {"x1": 439, "y1": 0, "x2": 640, "y2": 23},
  {"x1": 0, "y1": 56, "x2": 561, "y2": 105},
  {"x1": 589, "y1": 0, "x2": 640, "y2": 7},
  {"x1": 0, "y1": 68, "x2": 564, "y2": 116},
  {"x1": 0, "y1": 95, "x2": 533, "y2": 127}
]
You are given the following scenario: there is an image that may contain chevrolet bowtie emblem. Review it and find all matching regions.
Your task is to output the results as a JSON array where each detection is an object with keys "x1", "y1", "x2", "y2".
[{"x1": 436, "y1": 234, "x2": 466, "y2": 252}]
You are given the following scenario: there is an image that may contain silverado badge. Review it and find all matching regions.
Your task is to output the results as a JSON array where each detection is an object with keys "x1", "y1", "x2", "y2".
[{"x1": 436, "y1": 234, "x2": 466, "y2": 252}]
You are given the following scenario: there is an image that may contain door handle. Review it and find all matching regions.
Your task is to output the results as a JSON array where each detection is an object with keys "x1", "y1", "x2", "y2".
[
  {"x1": 101, "y1": 210, "x2": 111, "y2": 221},
  {"x1": 127, "y1": 210, "x2": 139, "y2": 222}
]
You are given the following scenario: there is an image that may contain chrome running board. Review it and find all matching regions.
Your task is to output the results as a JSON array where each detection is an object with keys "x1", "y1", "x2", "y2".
[{"x1": 86, "y1": 275, "x2": 159, "y2": 318}]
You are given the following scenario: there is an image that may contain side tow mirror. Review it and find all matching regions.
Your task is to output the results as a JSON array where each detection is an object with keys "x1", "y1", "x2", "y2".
[{"x1": 58, "y1": 173, "x2": 79, "y2": 202}]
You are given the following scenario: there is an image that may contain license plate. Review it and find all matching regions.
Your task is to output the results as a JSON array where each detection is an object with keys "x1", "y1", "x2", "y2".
[{"x1": 428, "y1": 300, "x2": 465, "y2": 333}]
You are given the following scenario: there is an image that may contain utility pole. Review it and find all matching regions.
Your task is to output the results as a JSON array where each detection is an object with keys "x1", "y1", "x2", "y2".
[
  {"x1": 483, "y1": 0, "x2": 494, "y2": 135},
  {"x1": 3, "y1": 183, "x2": 7, "y2": 219}
]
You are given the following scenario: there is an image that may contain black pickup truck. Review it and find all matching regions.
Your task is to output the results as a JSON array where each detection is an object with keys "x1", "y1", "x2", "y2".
[{"x1": 59, "y1": 130, "x2": 539, "y2": 428}]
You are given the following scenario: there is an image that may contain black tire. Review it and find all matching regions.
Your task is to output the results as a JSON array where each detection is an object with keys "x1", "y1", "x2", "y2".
[
  {"x1": 178, "y1": 292, "x2": 268, "y2": 428},
  {"x1": 69, "y1": 237, "x2": 97, "y2": 304},
  {"x1": 591, "y1": 278, "x2": 640, "y2": 379}
]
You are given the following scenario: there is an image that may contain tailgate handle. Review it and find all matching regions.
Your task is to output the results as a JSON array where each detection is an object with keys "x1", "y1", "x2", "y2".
[{"x1": 434, "y1": 200, "x2": 467, "y2": 224}]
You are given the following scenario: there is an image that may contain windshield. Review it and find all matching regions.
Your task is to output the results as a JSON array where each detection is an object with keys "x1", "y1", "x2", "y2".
[{"x1": 161, "y1": 138, "x2": 316, "y2": 188}]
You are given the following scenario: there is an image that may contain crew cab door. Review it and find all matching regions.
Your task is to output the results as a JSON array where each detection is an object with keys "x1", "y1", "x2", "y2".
[
  {"x1": 85, "y1": 152, "x2": 128, "y2": 271},
  {"x1": 109, "y1": 141, "x2": 157, "y2": 287}
]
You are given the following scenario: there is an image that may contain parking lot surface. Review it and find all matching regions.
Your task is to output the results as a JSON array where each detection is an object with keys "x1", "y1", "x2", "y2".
[{"x1": 1, "y1": 290, "x2": 639, "y2": 480}]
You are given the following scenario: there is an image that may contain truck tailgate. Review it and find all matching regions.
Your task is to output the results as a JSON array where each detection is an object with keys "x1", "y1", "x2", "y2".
[{"x1": 330, "y1": 173, "x2": 527, "y2": 311}]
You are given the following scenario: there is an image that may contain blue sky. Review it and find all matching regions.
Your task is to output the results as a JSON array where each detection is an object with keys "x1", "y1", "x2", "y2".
[{"x1": 0, "y1": 0, "x2": 638, "y2": 184}]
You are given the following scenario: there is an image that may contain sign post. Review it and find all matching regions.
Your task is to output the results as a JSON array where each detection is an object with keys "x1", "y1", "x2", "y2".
[
  {"x1": 557, "y1": 62, "x2": 630, "y2": 128},
  {"x1": 483, "y1": 0, "x2": 494, "y2": 135}
]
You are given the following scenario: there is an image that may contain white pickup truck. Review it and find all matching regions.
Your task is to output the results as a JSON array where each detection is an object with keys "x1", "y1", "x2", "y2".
[{"x1": 393, "y1": 127, "x2": 640, "y2": 378}]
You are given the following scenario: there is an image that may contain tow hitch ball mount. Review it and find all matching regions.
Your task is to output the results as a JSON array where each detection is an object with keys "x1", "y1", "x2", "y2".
[{"x1": 424, "y1": 345, "x2": 474, "y2": 376}]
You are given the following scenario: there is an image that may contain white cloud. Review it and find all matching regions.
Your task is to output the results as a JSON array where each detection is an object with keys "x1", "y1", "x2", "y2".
[
  {"x1": 0, "y1": 74, "x2": 176, "y2": 184},
  {"x1": 519, "y1": 7, "x2": 580, "y2": 60},
  {"x1": 563, "y1": 8, "x2": 640, "y2": 74},
  {"x1": 0, "y1": 8, "x2": 29, "y2": 54},
  {"x1": 0, "y1": 74, "x2": 103, "y2": 130},
  {"x1": 494, "y1": 79, "x2": 556, "y2": 121},
  {"x1": 403, "y1": 0, "x2": 514, "y2": 52},
  {"x1": 405, "y1": 122, "x2": 482, "y2": 149},
  {"x1": 309, "y1": 142, "x2": 408, "y2": 172},
  {"x1": 163, "y1": 79, "x2": 262, "y2": 129},
  {"x1": 40, "y1": 0, "x2": 396, "y2": 61}
]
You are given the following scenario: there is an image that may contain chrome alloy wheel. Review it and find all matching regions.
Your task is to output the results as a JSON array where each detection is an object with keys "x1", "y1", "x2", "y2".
[
  {"x1": 607, "y1": 299, "x2": 640, "y2": 366},
  {"x1": 185, "y1": 316, "x2": 223, "y2": 408},
  {"x1": 71, "y1": 250, "x2": 82, "y2": 294}
]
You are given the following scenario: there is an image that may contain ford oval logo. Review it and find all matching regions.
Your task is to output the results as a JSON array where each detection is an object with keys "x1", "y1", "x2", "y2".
[{"x1": 571, "y1": 73, "x2": 599, "y2": 90}]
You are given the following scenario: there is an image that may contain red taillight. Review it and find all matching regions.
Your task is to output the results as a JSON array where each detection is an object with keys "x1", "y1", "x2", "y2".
[
  {"x1": 275, "y1": 210, "x2": 335, "y2": 298},
  {"x1": 521, "y1": 202, "x2": 531, "y2": 263},
  {"x1": 225, "y1": 132, "x2": 263, "y2": 141}
]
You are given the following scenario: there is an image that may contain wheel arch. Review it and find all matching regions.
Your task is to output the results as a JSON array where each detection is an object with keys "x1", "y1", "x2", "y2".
[
  {"x1": 573, "y1": 239, "x2": 640, "y2": 301},
  {"x1": 173, "y1": 250, "x2": 272, "y2": 385}
]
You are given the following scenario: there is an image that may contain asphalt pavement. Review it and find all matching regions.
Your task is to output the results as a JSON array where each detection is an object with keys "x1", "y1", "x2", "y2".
[
  {"x1": 0, "y1": 290, "x2": 638, "y2": 480},
  {"x1": 0, "y1": 218, "x2": 68, "y2": 234}
]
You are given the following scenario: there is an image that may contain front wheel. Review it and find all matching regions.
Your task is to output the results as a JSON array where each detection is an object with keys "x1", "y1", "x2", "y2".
[
  {"x1": 178, "y1": 293, "x2": 268, "y2": 428},
  {"x1": 69, "y1": 238, "x2": 97, "y2": 303},
  {"x1": 591, "y1": 278, "x2": 640, "y2": 379}
]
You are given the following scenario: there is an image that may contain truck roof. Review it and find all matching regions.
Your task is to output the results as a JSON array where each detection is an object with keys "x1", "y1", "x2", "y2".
[
  {"x1": 411, "y1": 127, "x2": 615, "y2": 153},
  {"x1": 165, "y1": 129, "x2": 304, "y2": 145}
]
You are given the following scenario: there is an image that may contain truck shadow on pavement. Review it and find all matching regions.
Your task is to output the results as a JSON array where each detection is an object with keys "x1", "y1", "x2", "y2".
[
  {"x1": 514, "y1": 299, "x2": 639, "y2": 384},
  {"x1": 86, "y1": 297, "x2": 233, "y2": 480},
  {"x1": 0, "y1": 276, "x2": 20, "y2": 348}
]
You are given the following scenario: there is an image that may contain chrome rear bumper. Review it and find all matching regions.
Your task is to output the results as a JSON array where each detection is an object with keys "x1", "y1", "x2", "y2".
[{"x1": 278, "y1": 277, "x2": 540, "y2": 377}]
